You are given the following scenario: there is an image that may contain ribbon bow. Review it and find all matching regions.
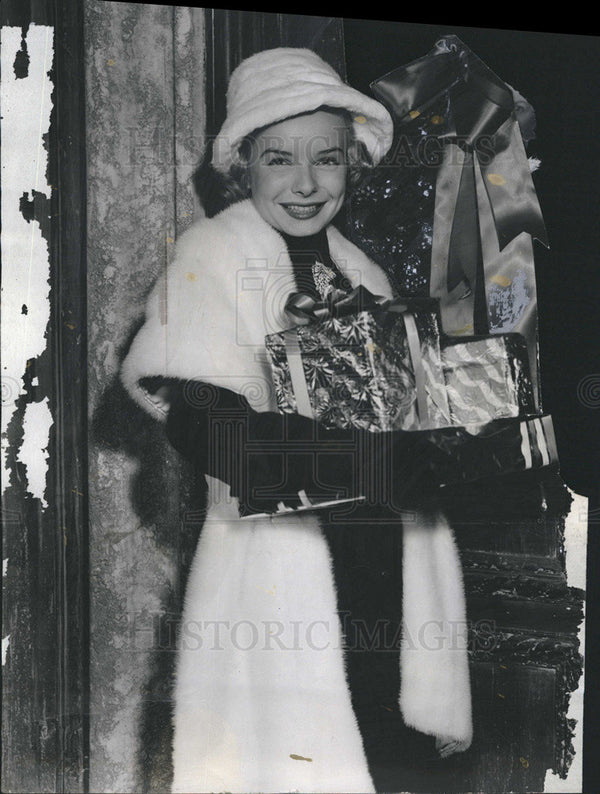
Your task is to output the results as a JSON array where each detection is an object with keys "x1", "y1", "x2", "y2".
[
  {"x1": 285, "y1": 284, "x2": 439, "y2": 324},
  {"x1": 285, "y1": 284, "x2": 386, "y2": 323},
  {"x1": 370, "y1": 34, "x2": 548, "y2": 407},
  {"x1": 371, "y1": 34, "x2": 548, "y2": 260}
]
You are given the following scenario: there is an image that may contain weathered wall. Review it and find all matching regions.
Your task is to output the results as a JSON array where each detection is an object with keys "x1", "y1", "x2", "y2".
[
  {"x1": 84, "y1": 2, "x2": 206, "y2": 790},
  {"x1": 1, "y1": 22, "x2": 56, "y2": 793}
]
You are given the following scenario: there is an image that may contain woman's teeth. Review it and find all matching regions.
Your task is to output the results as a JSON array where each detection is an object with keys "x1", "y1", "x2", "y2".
[{"x1": 281, "y1": 203, "x2": 324, "y2": 220}]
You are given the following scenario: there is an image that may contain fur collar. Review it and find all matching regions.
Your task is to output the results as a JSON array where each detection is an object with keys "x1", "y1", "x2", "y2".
[
  {"x1": 121, "y1": 199, "x2": 393, "y2": 420},
  {"x1": 121, "y1": 198, "x2": 472, "y2": 793}
]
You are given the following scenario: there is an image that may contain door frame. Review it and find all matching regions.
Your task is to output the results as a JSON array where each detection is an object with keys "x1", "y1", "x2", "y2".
[{"x1": 1, "y1": 0, "x2": 89, "y2": 791}]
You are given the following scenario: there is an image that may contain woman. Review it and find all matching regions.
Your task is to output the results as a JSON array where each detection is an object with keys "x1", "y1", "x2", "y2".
[{"x1": 121, "y1": 47, "x2": 472, "y2": 793}]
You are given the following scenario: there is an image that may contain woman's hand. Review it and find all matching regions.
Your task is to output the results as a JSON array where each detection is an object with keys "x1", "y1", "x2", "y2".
[
  {"x1": 373, "y1": 429, "x2": 447, "y2": 510},
  {"x1": 435, "y1": 734, "x2": 470, "y2": 758},
  {"x1": 146, "y1": 385, "x2": 172, "y2": 413}
]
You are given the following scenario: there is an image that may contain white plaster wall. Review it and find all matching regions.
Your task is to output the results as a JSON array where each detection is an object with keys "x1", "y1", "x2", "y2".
[{"x1": 544, "y1": 490, "x2": 588, "y2": 793}]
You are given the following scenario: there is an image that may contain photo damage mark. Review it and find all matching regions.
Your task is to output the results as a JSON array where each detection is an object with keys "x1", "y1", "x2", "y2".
[
  {"x1": 1, "y1": 25, "x2": 54, "y2": 500},
  {"x1": 13, "y1": 30, "x2": 29, "y2": 79}
]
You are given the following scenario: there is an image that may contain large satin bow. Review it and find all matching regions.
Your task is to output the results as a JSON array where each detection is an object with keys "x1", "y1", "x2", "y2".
[
  {"x1": 371, "y1": 34, "x2": 548, "y2": 259},
  {"x1": 370, "y1": 35, "x2": 548, "y2": 408}
]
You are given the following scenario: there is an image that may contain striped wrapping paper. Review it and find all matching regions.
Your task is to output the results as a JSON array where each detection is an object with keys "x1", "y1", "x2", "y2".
[{"x1": 441, "y1": 333, "x2": 536, "y2": 426}]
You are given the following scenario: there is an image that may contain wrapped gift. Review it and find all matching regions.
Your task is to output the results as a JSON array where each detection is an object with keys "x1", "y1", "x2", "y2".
[
  {"x1": 441, "y1": 333, "x2": 536, "y2": 425},
  {"x1": 259, "y1": 289, "x2": 556, "y2": 519},
  {"x1": 357, "y1": 34, "x2": 549, "y2": 410},
  {"x1": 265, "y1": 295, "x2": 453, "y2": 432},
  {"x1": 266, "y1": 289, "x2": 536, "y2": 432}
]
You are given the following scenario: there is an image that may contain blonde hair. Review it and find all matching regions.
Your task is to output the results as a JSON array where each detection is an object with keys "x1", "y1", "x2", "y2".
[{"x1": 193, "y1": 106, "x2": 373, "y2": 218}]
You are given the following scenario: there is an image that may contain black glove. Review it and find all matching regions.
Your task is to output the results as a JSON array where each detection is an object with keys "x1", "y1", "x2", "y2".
[{"x1": 165, "y1": 381, "x2": 443, "y2": 516}]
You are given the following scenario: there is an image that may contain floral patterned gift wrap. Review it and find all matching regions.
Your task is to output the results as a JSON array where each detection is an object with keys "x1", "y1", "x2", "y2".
[
  {"x1": 265, "y1": 294, "x2": 536, "y2": 432},
  {"x1": 265, "y1": 299, "x2": 452, "y2": 432},
  {"x1": 260, "y1": 295, "x2": 556, "y2": 514}
]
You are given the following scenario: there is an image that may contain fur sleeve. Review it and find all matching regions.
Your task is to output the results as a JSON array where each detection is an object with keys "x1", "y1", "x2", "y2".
[
  {"x1": 120, "y1": 212, "x2": 275, "y2": 420},
  {"x1": 121, "y1": 200, "x2": 394, "y2": 421}
]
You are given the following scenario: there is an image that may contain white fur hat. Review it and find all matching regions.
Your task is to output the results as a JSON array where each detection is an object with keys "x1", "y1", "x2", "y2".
[{"x1": 211, "y1": 47, "x2": 394, "y2": 172}]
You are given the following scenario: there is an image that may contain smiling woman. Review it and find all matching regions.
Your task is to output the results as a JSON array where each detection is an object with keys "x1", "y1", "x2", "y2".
[
  {"x1": 195, "y1": 104, "x2": 374, "y2": 224},
  {"x1": 245, "y1": 110, "x2": 349, "y2": 235},
  {"x1": 120, "y1": 46, "x2": 473, "y2": 794},
  {"x1": 2, "y1": 4, "x2": 592, "y2": 792}
]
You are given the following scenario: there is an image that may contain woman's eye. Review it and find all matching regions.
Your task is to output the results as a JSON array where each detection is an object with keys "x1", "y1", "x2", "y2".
[
  {"x1": 266, "y1": 156, "x2": 291, "y2": 166},
  {"x1": 316, "y1": 156, "x2": 342, "y2": 166}
]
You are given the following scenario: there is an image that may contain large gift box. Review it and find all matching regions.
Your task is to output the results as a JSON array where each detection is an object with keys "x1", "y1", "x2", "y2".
[
  {"x1": 258, "y1": 290, "x2": 557, "y2": 517},
  {"x1": 350, "y1": 34, "x2": 549, "y2": 411},
  {"x1": 265, "y1": 295, "x2": 453, "y2": 432},
  {"x1": 424, "y1": 414, "x2": 558, "y2": 487},
  {"x1": 265, "y1": 294, "x2": 536, "y2": 431}
]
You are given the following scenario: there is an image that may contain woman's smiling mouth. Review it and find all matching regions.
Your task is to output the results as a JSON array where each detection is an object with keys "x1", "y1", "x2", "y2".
[{"x1": 280, "y1": 202, "x2": 325, "y2": 220}]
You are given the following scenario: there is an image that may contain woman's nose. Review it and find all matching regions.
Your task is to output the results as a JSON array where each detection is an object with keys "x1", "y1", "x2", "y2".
[{"x1": 291, "y1": 164, "x2": 318, "y2": 196}]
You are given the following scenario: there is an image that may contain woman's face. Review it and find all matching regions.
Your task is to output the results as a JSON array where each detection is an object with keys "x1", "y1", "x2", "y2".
[{"x1": 246, "y1": 109, "x2": 350, "y2": 236}]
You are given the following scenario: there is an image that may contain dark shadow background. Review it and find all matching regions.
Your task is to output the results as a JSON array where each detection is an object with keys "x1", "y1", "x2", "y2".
[
  {"x1": 342, "y1": 20, "x2": 600, "y2": 499},
  {"x1": 340, "y1": 21, "x2": 600, "y2": 794}
]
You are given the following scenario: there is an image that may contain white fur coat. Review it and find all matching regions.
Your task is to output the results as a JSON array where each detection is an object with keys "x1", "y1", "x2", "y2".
[{"x1": 121, "y1": 199, "x2": 472, "y2": 793}]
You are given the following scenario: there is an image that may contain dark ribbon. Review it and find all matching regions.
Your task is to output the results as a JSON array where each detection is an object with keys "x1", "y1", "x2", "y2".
[
  {"x1": 370, "y1": 34, "x2": 548, "y2": 325},
  {"x1": 285, "y1": 284, "x2": 439, "y2": 323},
  {"x1": 285, "y1": 284, "x2": 385, "y2": 323}
]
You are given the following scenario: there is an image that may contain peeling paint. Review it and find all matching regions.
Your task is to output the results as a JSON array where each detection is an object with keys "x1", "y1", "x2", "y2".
[
  {"x1": 17, "y1": 397, "x2": 53, "y2": 507},
  {"x1": 564, "y1": 490, "x2": 588, "y2": 592},
  {"x1": 1, "y1": 24, "x2": 54, "y2": 495},
  {"x1": 13, "y1": 33, "x2": 30, "y2": 79}
]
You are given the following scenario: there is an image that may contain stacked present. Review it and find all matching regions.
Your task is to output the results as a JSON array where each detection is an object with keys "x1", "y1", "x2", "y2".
[
  {"x1": 348, "y1": 35, "x2": 549, "y2": 417},
  {"x1": 264, "y1": 289, "x2": 557, "y2": 489},
  {"x1": 441, "y1": 334, "x2": 536, "y2": 426},
  {"x1": 263, "y1": 35, "x2": 556, "y2": 499},
  {"x1": 266, "y1": 293, "x2": 451, "y2": 432}
]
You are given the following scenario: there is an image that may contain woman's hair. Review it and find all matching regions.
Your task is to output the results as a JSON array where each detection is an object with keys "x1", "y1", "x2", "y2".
[{"x1": 193, "y1": 106, "x2": 374, "y2": 218}]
